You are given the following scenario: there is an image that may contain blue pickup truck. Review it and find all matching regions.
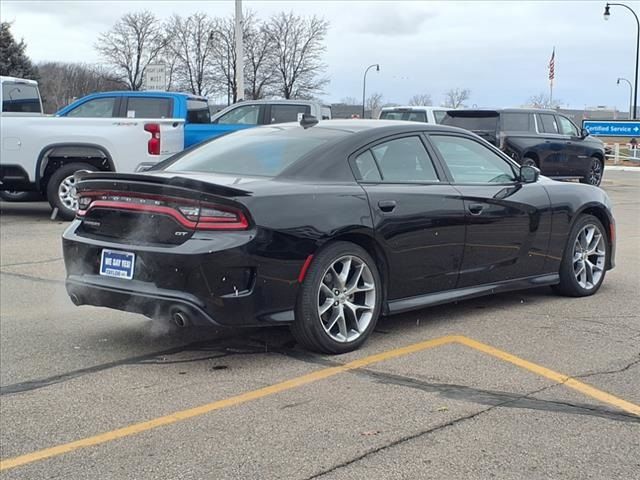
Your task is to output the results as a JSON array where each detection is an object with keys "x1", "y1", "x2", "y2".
[{"x1": 56, "y1": 92, "x2": 331, "y2": 149}]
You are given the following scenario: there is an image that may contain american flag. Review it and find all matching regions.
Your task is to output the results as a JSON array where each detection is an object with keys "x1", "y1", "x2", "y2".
[{"x1": 548, "y1": 48, "x2": 555, "y2": 81}]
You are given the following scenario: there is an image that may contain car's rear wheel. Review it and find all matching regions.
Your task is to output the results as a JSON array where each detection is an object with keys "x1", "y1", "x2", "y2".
[
  {"x1": 580, "y1": 157, "x2": 603, "y2": 186},
  {"x1": 553, "y1": 214, "x2": 608, "y2": 297},
  {"x1": 46, "y1": 163, "x2": 93, "y2": 220},
  {"x1": 291, "y1": 242, "x2": 382, "y2": 354}
]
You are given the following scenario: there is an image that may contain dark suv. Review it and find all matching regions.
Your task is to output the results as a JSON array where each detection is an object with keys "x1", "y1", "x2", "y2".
[{"x1": 441, "y1": 109, "x2": 606, "y2": 186}]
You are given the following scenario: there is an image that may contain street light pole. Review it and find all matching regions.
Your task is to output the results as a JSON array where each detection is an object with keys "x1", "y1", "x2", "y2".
[
  {"x1": 362, "y1": 64, "x2": 380, "y2": 119},
  {"x1": 604, "y1": 3, "x2": 639, "y2": 119},
  {"x1": 617, "y1": 77, "x2": 633, "y2": 119}
]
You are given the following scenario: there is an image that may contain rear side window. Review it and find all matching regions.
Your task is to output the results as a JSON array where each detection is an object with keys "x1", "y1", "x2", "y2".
[
  {"x1": 2, "y1": 83, "x2": 41, "y2": 113},
  {"x1": 126, "y1": 98, "x2": 172, "y2": 118},
  {"x1": 433, "y1": 111, "x2": 447, "y2": 124},
  {"x1": 67, "y1": 97, "x2": 117, "y2": 118},
  {"x1": 354, "y1": 150, "x2": 382, "y2": 182},
  {"x1": 187, "y1": 99, "x2": 211, "y2": 123},
  {"x1": 406, "y1": 111, "x2": 427, "y2": 122},
  {"x1": 501, "y1": 113, "x2": 533, "y2": 132},
  {"x1": 269, "y1": 104, "x2": 310, "y2": 124},
  {"x1": 538, "y1": 114, "x2": 559, "y2": 134},
  {"x1": 370, "y1": 136, "x2": 439, "y2": 183},
  {"x1": 379, "y1": 110, "x2": 404, "y2": 120}
]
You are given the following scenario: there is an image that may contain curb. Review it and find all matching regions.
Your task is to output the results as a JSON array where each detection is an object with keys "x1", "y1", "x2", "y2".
[{"x1": 605, "y1": 165, "x2": 640, "y2": 172}]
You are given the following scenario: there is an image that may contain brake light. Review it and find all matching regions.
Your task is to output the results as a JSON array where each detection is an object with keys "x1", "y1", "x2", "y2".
[
  {"x1": 76, "y1": 192, "x2": 249, "y2": 230},
  {"x1": 144, "y1": 123, "x2": 161, "y2": 155}
]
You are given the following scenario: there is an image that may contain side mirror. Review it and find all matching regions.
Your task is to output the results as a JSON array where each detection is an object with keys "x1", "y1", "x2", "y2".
[
  {"x1": 580, "y1": 128, "x2": 590, "y2": 138},
  {"x1": 520, "y1": 165, "x2": 540, "y2": 183}
]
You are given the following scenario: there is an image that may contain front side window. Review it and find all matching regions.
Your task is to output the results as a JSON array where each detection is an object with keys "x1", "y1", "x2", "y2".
[
  {"x1": 217, "y1": 105, "x2": 260, "y2": 125},
  {"x1": 557, "y1": 115, "x2": 579, "y2": 136},
  {"x1": 370, "y1": 136, "x2": 439, "y2": 183},
  {"x1": 433, "y1": 111, "x2": 447, "y2": 124},
  {"x1": 538, "y1": 114, "x2": 559, "y2": 134},
  {"x1": 379, "y1": 110, "x2": 404, "y2": 120},
  {"x1": 270, "y1": 104, "x2": 310, "y2": 124},
  {"x1": 430, "y1": 135, "x2": 516, "y2": 184},
  {"x1": 126, "y1": 98, "x2": 172, "y2": 118},
  {"x1": 67, "y1": 97, "x2": 116, "y2": 118},
  {"x1": 406, "y1": 111, "x2": 427, "y2": 122}
]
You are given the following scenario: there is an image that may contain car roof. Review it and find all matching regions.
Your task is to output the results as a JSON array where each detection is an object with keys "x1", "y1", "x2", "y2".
[
  {"x1": 451, "y1": 108, "x2": 559, "y2": 115},
  {"x1": 0, "y1": 76, "x2": 38, "y2": 86},
  {"x1": 75, "y1": 91, "x2": 207, "y2": 101},
  {"x1": 256, "y1": 119, "x2": 472, "y2": 136}
]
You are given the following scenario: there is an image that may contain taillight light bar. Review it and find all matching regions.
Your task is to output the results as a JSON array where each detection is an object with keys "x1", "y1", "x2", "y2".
[{"x1": 77, "y1": 192, "x2": 249, "y2": 231}]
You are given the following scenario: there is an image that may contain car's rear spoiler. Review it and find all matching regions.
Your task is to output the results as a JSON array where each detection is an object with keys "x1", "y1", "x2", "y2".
[{"x1": 74, "y1": 171, "x2": 251, "y2": 198}]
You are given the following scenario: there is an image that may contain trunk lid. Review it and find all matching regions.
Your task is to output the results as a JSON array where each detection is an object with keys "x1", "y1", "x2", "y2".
[{"x1": 74, "y1": 172, "x2": 252, "y2": 246}]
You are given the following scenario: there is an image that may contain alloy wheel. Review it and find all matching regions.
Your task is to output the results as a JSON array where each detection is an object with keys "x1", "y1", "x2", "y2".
[
  {"x1": 572, "y1": 224, "x2": 605, "y2": 290},
  {"x1": 588, "y1": 160, "x2": 603, "y2": 185},
  {"x1": 317, "y1": 255, "x2": 376, "y2": 343},
  {"x1": 58, "y1": 175, "x2": 78, "y2": 211}
]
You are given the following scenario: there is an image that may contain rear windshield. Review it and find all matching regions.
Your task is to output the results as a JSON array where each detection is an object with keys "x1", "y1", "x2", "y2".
[
  {"x1": 187, "y1": 99, "x2": 211, "y2": 123},
  {"x1": 441, "y1": 113, "x2": 499, "y2": 132},
  {"x1": 162, "y1": 126, "x2": 349, "y2": 177},
  {"x1": 2, "y1": 83, "x2": 41, "y2": 113}
]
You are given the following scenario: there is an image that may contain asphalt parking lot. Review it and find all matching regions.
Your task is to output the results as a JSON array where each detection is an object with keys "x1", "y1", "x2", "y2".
[{"x1": 0, "y1": 170, "x2": 638, "y2": 479}]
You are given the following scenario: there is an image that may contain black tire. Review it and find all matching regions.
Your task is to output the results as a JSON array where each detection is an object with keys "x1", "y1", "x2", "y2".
[
  {"x1": 580, "y1": 157, "x2": 603, "y2": 186},
  {"x1": 552, "y1": 214, "x2": 608, "y2": 297},
  {"x1": 0, "y1": 191, "x2": 43, "y2": 202},
  {"x1": 46, "y1": 163, "x2": 93, "y2": 220},
  {"x1": 291, "y1": 242, "x2": 382, "y2": 354},
  {"x1": 521, "y1": 156, "x2": 538, "y2": 168}
]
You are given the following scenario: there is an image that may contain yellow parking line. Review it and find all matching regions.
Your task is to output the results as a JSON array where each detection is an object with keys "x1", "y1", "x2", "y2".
[
  {"x1": 1, "y1": 334, "x2": 637, "y2": 472},
  {"x1": 456, "y1": 336, "x2": 640, "y2": 417}
]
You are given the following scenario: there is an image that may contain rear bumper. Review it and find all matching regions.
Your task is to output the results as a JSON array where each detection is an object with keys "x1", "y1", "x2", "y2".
[{"x1": 62, "y1": 221, "x2": 303, "y2": 327}]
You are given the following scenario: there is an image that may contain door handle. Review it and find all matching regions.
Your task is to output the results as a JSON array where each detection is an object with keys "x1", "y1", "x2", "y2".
[
  {"x1": 378, "y1": 200, "x2": 397, "y2": 213},
  {"x1": 468, "y1": 203, "x2": 485, "y2": 215}
]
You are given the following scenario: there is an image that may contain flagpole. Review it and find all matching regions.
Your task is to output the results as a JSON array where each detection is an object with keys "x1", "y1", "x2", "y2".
[{"x1": 550, "y1": 79, "x2": 553, "y2": 107}]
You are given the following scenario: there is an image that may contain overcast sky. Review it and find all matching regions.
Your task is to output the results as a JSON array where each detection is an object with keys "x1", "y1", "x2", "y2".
[{"x1": 2, "y1": 0, "x2": 638, "y2": 110}]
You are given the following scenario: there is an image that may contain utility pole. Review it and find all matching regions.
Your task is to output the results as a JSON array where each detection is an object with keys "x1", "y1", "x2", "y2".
[{"x1": 235, "y1": 0, "x2": 244, "y2": 102}]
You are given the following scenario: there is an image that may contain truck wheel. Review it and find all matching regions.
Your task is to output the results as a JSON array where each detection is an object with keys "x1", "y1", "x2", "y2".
[
  {"x1": 46, "y1": 163, "x2": 93, "y2": 220},
  {"x1": 580, "y1": 157, "x2": 603, "y2": 187},
  {"x1": 521, "y1": 156, "x2": 538, "y2": 168},
  {"x1": 0, "y1": 191, "x2": 43, "y2": 202}
]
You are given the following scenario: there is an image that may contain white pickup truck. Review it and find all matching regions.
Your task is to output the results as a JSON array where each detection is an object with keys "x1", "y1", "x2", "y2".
[{"x1": 0, "y1": 76, "x2": 184, "y2": 219}]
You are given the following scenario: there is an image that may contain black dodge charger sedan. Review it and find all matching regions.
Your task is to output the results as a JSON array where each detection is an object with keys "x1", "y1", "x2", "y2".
[{"x1": 63, "y1": 120, "x2": 615, "y2": 353}]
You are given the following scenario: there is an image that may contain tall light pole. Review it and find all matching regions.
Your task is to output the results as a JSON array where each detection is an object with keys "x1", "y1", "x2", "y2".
[
  {"x1": 617, "y1": 77, "x2": 633, "y2": 119},
  {"x1": 235, "y1": 0, "x2": 244, "y2": 102},
  {"x1": 362, "y1": 64, "x2": 380, "y2": 119},
  {"x1": 604, "y1": 3, "x2": 639, "y2": 119}
]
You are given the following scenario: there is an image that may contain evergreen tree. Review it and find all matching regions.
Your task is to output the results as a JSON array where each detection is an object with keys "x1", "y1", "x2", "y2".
[{"x1": 0, "y1": 22, "x2": 38, "y2": 79}]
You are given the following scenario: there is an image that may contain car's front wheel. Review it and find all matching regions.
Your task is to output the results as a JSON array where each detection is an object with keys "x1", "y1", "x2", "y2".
[
  {"x1": 553, "y1": 214, "x2": 608, "y2": 297},
  {"x1": 291, "y1": 242, "x2": 382, "y2": 354},
  {"x1": 580, "y1": 157, "x2": 603, "y2": 186}
]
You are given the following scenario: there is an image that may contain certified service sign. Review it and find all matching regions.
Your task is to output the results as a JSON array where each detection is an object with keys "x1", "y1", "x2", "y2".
[{"x1": 582, "y1": 120, "x2": 640, "y2": 137}]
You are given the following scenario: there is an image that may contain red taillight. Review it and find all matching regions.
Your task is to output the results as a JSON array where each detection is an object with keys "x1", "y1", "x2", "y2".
[
  {"x1": 77, "y1": 191, "x2": 249, "y2": 231},
  {"x1": 144, "y1": 123, "x2": 161, "y2": 155}
]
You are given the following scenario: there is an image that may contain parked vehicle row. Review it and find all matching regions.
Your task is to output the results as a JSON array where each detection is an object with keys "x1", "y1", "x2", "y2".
[{"x1": 63, "y1": 119, "x2": 615, "y2": 354}]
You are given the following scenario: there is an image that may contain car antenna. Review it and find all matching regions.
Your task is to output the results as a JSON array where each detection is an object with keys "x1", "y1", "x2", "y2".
[{"x1": 299, "y1": 113, "x2": 319, "y2": 129}]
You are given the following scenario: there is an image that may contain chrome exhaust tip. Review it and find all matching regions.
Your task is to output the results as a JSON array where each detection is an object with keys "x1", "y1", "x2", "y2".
[
  {"x1": 69, "y1": 293, "x2": 82, "y2": 306},
  {"x1": 172, "y1": 310, "x2": 189, "y2": 328}
]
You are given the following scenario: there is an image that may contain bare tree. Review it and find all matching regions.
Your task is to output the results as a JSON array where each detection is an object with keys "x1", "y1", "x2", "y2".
[
  {"x1": 265, "y1": 12, "x2": 329, "y2": 99},
  {"x1": 340, "y1": 96, "x2": 358, "y2": 105},
  {"x1": 243, "y1": 12, "x2": 278, "y2": 100},
  {"x1": 527, "y1": 93, "x2": 561, "y2": 109},
  {"x1": 166, "y1": 13, "x2": 220, "y2": 96},
  {"x1": 442, "y1": 88, "x2": 470, "y2": 108},
  {"x1": 408, "y1": 93, "x2": 432, "y2": 106},
  {"x1": 366, "y1": 92, "x2": 384, "y2": 119},
  {"x1": 95, "y1": 11, "x2": 167, "y2": 90},
  {"x1": 37, "y1": 62, "x2": 124, "y2": 112}
]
